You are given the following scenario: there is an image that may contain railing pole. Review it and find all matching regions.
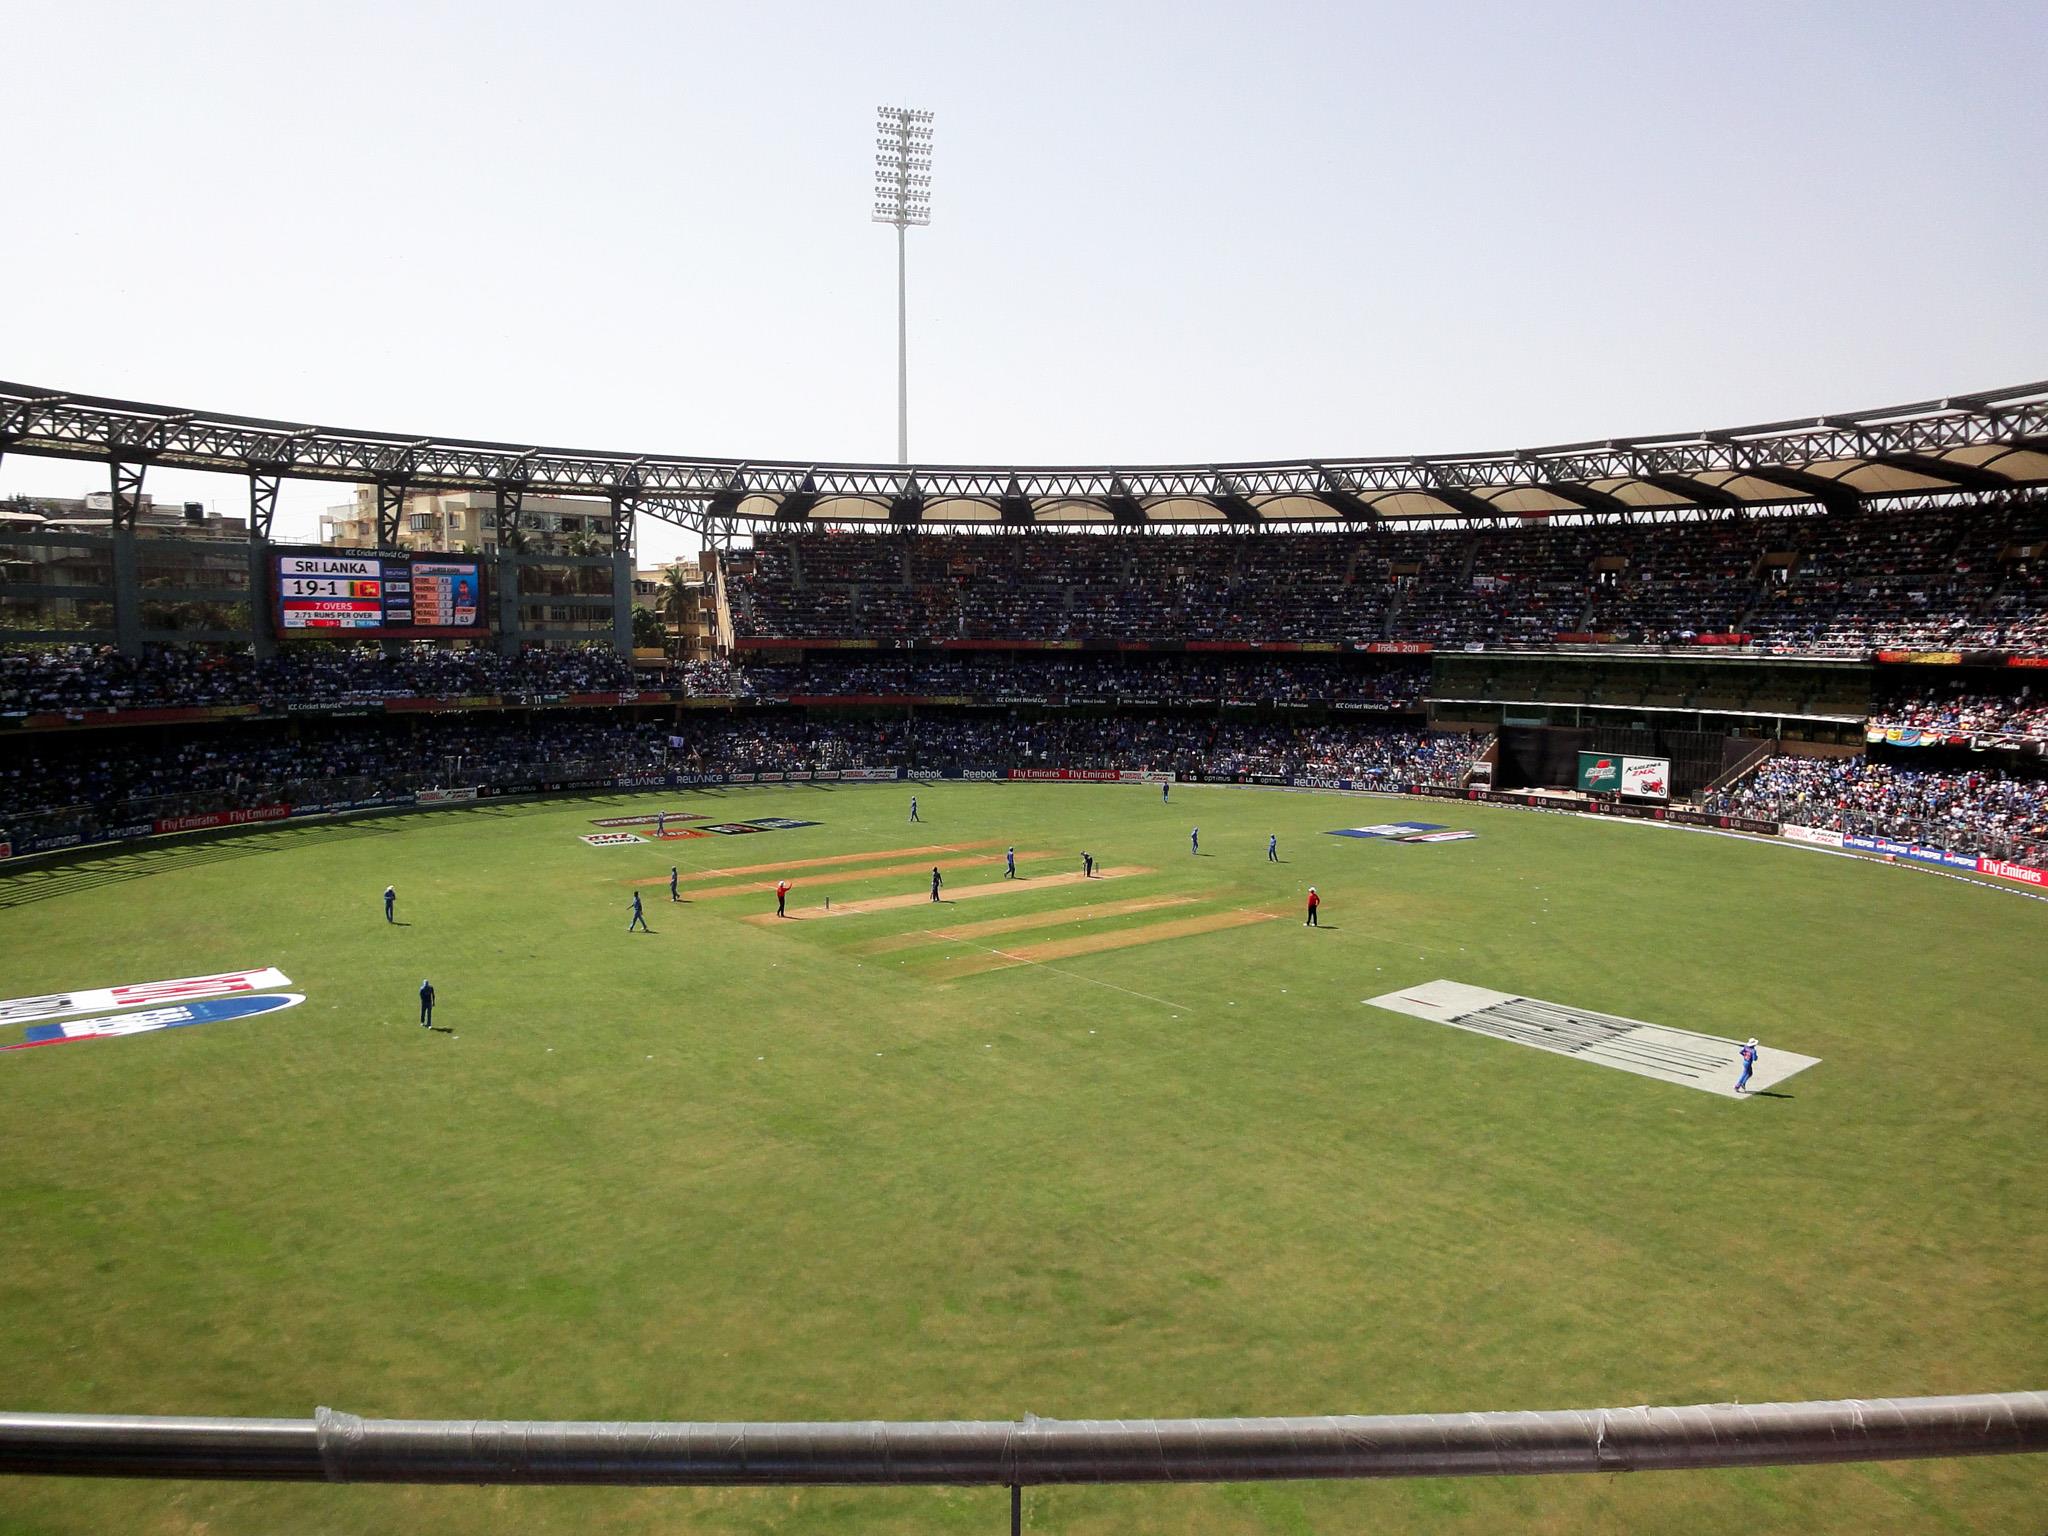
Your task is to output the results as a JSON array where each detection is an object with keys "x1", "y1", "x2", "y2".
[{"x1": 1, "y1": 1393, "x2": 2043, "y2": 1486}]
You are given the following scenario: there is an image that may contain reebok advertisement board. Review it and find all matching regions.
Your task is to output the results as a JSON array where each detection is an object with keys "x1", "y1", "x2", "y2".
[{"x1": 273, "y1": 547, "x2": 487, "y2": 639}]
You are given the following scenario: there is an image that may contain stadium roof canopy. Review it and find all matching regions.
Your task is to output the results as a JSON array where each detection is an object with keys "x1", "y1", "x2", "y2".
[{"x1": 3, "y1": 378, "x2": 2045, "y2": 533}]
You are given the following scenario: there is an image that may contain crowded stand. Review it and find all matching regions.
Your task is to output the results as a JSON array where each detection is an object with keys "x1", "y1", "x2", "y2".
[
  {"x1": 0, "y1": 646, "x2": 1431, "y2": 713},
  {"x1": 1, "y1": 644, "x2": 639, "y2": 714},
  {"x1": 1869, "y1": 681, "x2": 2048, "y2": 743},
  {"x1": 4, "y1": 496, "x2": 2044, "y2": 878},
  {"x1": 725, "y1": 500, "x2": 2047, "y2": 654},
  {"x1": 1707, "y1": 756, "x2": 2048, "y2": 864},
  {"x1": 709, "y1": 655, "x2": 1428, "y2": 707},
  {"x1": 0, "y1": 715, "x2": 1475, "y2": 852}
]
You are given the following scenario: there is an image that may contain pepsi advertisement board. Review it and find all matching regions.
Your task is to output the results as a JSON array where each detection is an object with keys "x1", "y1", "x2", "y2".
[{"x1": 273, "y1": 547, "x2": 488, "y2": 639}]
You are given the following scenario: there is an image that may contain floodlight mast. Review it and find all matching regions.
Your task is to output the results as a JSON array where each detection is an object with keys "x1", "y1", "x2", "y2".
[{"x1": 874, "y1": 106, "x2": 934, "y2": 465}]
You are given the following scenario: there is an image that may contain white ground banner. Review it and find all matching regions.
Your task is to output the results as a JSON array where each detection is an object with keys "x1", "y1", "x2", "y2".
[
  {"x1": 1782, "y1": 824, "x2": 1847, "y2": 848},
  {"x1": 1364, "y1": 980, "x2": 1819, "y2": 1099}
]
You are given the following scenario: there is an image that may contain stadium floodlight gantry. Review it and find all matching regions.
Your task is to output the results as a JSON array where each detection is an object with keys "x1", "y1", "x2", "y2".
[{"x1": 2, "y1": 379, "x2": 2045, "y2": 543}]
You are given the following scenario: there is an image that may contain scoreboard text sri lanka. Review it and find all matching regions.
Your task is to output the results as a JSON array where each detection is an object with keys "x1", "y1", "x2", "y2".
[{"x1": 274, "y1": 550, "x2": 487, "y2": 638}]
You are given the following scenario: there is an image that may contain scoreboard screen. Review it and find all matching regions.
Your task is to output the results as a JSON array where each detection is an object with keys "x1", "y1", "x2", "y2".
[{"x1": 274, "y1": 550, "x2": 487, "y2": 638}]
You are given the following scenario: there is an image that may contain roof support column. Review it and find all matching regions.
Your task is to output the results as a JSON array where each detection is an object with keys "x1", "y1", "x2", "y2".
[
  {"x1": 492, "y1": 484, "x2": 525, "y2": 656},
  {"x1": 493, "y1": 483, "x2": 524, "y2": 550},
  {"x1": 247, "y1": 471, "x2": 280, "y2": 542},
  {"x1": 610, "y1": 486, "x2": 639, "y2": 657},
  {"x1": 247, "y1": 473, "x2": 280, "y2": 660},
  {"x1": 106, "y1": 458, "x2": 145, "y2": 656},
  {"x1": 376, "y1": 482, "x2": 406, "y2": 548},
  {"x1": 110, "y1": 526, "x2": 142, "y2": 658},
  {"x1": 106, "y1": 458, "x2": 145, "y2": 531}
]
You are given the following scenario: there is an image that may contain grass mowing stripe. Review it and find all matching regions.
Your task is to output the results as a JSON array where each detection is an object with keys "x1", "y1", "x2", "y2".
[
  {"x1": 626, "y1": 840, "x2": 1005, "y2": 885},
  {"x1": 863, "y1": 894, "x2": 1202, "y2": 952},
  {"x1": 941, "y1": 907, "x2": 1286, "y2": 976},
  {"x1": 691, "y1": 850, "x2": 1044, "y2": 901},
  {"x1": 744, "y1": 866, "x2": 1154, "y2": 920}
]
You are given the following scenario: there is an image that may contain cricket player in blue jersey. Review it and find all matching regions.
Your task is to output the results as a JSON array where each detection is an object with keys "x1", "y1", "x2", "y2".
[
  {"x1": 909, "y1": 795, "x2": 921, "y2": 823},
  {"x1": 656, "y1": 811, "x2": 666, "y2": 837},
  {"x1": 384, "y1": 884, "x2": 396, "y2": 922},
  {"x1": 628, "y1": 890, "x2": 649, "y2": 932},
  {"x1": 1005, "y1": 847, "x2": 1017, "y2": 879},
  {"x1": 1191, "y1": 826, "x2": 1200, "y2": 855},
  {"x1": 1736, "y1": 1037, "x2": 1758, "y2": 1094},
  {"x1": 669, "y1": 866, "x2": 680, "y2": 902},
  {"x1": 1162, "y1": 781, "x2": 1170, "y2": 804},
  {"x1": 418, "y1": 979, "x2": 435, "y2": 1027},
  {"x1": 929, "y1": 865, "x2": 943, "y2": 902},
  {"x1": 1268, "y1": 834, "x2": 1279, "y2": 862}
]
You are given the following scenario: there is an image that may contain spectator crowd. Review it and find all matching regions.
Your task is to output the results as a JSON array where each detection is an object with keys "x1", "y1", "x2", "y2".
[
  {"x1": 0, "y1": 645, "x2": 641, "y2": 714},
  {"x1": 702, "y1": 655, "x2": 1427, "y2": 707},
  {"x1": 1707, "y1": 755, "x2": 2048, "y2": 864},
  {"x1": 725, "y1": 500, "x2": 2048, "y2": 653},
  {"x1": 0, "y1": 714, "x2": 1478, "y2": 851},
  {"x1": 2, "y1": 645, "x2": 1428, "y2": 713},
  {"x1": 1868, "y1": 682, "x2": 2048, "y2": 742}
]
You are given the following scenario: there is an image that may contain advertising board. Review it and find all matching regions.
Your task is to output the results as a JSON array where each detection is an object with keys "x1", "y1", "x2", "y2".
[
  {"x1": 274, "y1": 547, "x2": 487, "y2": 639},
  {"x1": 1619, "y1": 757, "x2": 1670, "y2": 799},
  {"x1": 1575, "y1": 753, "x2": 1621, "y2": 793},
  {"x1": 1781, "y1": 824, "x2": 1846, "y2": 848}
]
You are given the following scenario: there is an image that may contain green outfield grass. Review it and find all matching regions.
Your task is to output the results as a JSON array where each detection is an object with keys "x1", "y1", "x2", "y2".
[{"x1": 1, "y1": 781, "x2": 2043, "y2": 1535}]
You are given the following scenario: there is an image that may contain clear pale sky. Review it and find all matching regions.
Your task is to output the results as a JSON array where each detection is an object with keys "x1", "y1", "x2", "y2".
[{"x1": 3, "y1": 0, "x2": 2043, "y2": 563}]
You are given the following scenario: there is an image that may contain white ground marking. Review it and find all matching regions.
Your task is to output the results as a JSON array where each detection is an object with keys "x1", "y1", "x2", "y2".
[
  {"x1": 946, "y1": 936, "x2": 1192, "y2": 1012},
  {"x1": 1364, "y1": 980, "x2": 1819, "y2": 1099}
]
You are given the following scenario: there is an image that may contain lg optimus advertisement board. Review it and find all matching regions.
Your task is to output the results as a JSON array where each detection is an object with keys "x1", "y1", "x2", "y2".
[{"x1": 273, "y1": 548, "x2": 487, "y2": 639}]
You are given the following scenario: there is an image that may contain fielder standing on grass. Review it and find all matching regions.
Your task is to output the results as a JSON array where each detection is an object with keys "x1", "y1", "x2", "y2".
[
  {"x1": 628, "y1": 890, "x2": 649, "y2": 932},
  {"x1": 929, "y1": 865, "x2": 944, "y2": 902},
  {"x1": 1268, "y1": 834, "x2": 1279, "y2": 862},
  {"x1": 1191, "y1": 826, "x2": 1200, "y2": 855},
  {"x1": 384, "y1": 884, "x2": 396, "y2": 923},
  {"x1": 418, "y1": 978, "x2": 435, "y2": 1028},
  {"x1": 656, "y1": 810, "x2": 666, "y2": 837},
  {"x1": 909, "y1": 795, "x2": 920, "y2": 823},
  {"x1": 1305, "y1": 886, "x2": 1320, "y2": 927},
  {"x1": 669, "y1": 865, "x2": 680, "y2": 902},
  {"x1": 1005, "y1": 846, "x2": 1017, "y2": 879},
  {"x1": 1737, "y1": 1037, "x2": 1758, "y2": 1094}
]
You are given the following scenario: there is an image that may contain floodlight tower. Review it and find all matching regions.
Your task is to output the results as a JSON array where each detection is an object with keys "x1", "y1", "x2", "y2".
[{"x1": 873, "y1": 106, "x2": 934, "y2": 465}]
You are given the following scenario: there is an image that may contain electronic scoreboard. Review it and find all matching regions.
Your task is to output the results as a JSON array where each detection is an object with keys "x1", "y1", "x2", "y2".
[{"x1": 273, "y1": 549, "x2": 487, "y2": 638}]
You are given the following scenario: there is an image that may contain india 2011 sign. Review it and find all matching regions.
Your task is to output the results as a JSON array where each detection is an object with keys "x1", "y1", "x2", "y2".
[
  {"x1": 6, "y1": 993, "x2": 305, "y2": 1050},
  {"x1": 0, "y1": 967, "x2": 292, "y2": 1029}
]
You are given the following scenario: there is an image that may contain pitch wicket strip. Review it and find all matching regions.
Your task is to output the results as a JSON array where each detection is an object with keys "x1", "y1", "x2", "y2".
[
  {"x1": 743, "y1": 867, "x2": 1155, "y2": 923},
  {"x1": 626, "y1": 840, "x2": 1004, "y2": 886},
  {"x1": 936, "y1": 907, "x2": 1285, "y2": 977},
  {"x1": 691, "y1": 851, "x2": 1054, "y2": 901},
  {"x1": 862, "y1": 895, "x2": 1203, "y2": 953}
]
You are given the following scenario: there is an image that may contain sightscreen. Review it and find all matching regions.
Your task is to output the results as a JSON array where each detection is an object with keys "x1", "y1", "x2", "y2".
[{"x1": 273, "y1": 549, "x2": 487, "y2": 639}]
